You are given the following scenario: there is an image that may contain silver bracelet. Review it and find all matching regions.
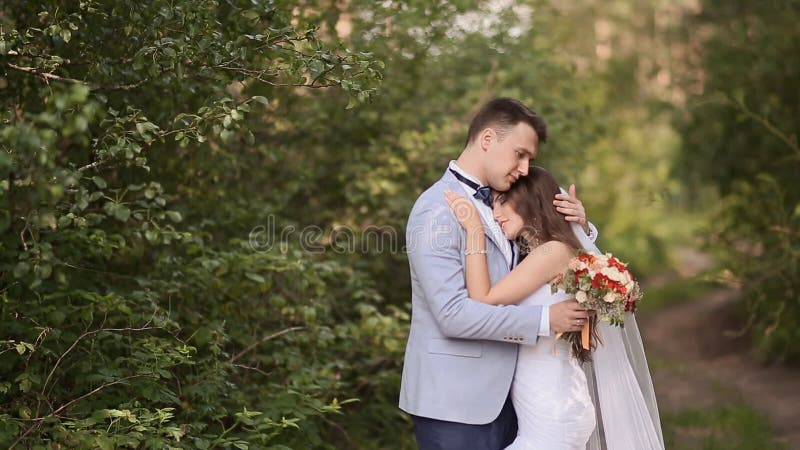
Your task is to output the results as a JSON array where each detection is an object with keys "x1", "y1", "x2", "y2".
[{"x1": 465, "y1": 249, "x2": 488, "y2": 255}]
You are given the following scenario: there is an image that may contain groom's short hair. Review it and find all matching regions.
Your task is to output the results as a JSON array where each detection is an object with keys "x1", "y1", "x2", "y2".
[{"x1": 465, "y1": 98, "x2": 547, "y2": 147}]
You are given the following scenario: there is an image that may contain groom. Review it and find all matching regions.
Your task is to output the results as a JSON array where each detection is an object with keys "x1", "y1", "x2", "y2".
[{"x1": 399, "y1": 98, "x2": 596, "y2": 449}]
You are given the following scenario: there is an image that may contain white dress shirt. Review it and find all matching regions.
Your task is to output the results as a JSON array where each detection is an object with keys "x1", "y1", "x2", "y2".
[{"x1": 448, "y1": 161, "x2": 551, "y2": 336}]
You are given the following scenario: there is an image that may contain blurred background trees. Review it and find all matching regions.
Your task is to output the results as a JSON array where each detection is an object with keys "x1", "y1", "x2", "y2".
[
  {"x1": 1, "y1": 0, "x2": 797, "y2": 448},
  {"x1": 673, "y1": 0, "x2": 800, "y2": 363}
]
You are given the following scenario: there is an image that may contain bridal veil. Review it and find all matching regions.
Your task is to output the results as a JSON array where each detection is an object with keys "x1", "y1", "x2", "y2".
[{"x1": 570, "y1": 221, "x2": 665, "y2": 450}]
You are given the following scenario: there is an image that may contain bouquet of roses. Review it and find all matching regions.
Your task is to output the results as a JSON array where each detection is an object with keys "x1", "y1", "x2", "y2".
[{"x1": 551, "y1": 251, "x2": 643, "y2": 352}]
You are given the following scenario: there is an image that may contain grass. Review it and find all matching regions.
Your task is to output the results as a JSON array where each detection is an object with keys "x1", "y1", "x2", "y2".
[{"x1": 662, "y1": 404, "x2": 787, "y2": 450}]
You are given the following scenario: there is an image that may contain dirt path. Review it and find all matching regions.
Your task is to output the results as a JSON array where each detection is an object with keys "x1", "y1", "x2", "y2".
[{"x1": 638, "y1": 288, "x2": 800, "y2": 449}]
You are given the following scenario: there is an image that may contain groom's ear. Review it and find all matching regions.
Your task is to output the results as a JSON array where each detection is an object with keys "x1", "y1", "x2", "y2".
[{"x1": 479, "y1": 128, "x2": 494, "y2": 151}]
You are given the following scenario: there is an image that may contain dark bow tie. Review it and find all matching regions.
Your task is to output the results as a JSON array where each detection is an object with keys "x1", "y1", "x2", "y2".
[{"x1": 449, "y1": 169, "x2": 494, "y2": 208}]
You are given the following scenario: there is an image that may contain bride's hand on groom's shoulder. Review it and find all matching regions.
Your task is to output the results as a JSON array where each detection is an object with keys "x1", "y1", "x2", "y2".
[{"x1": 444, "y1": 190, "x2": 482, "y2": 231}]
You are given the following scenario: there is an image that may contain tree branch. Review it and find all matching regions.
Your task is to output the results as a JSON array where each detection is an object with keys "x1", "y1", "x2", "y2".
[
  {"x1": 229, "y1": 326, "x2": 305, "y2": 363},
  {"x1": 6, "y1": 63, "x2": 149, "y2": 91},
  {"x1": 6, "y1": 63, "x2": 86, "y2": 85},
  {"x1": 41, "y1": 325, "x2": 161, "y2": 397},
  {"x1": 50, "y1": 374, "x2": 150, "y2": 417},
  {"x1": 11, "y1": 374, "x2": 153, "y2": 448},
  {"x1": 728, "y1": 96, "x2": 800, "y2": 157}
]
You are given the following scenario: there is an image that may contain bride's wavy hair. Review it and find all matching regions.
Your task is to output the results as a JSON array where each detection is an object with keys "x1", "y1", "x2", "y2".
[
  {"x1": 497, "y1": 166, "x2": 599, "y2": 362},
  {"x1": 496, "y1": 166, "x2": 582, "y2": 252}
]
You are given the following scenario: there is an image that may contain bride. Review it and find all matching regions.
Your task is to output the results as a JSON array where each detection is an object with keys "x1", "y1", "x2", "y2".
[{"x1": 445, "y1": 166, "x2": 664, "y2": 450}]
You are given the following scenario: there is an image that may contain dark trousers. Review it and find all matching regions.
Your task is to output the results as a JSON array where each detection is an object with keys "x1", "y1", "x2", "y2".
[{"x1": 411, "y1": 396, "x2": 518, "y2": 450}]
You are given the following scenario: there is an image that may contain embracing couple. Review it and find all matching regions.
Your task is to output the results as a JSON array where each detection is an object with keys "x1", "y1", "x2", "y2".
[{"x1": 399, "y1": 98, "x2": 664, "y2": 450}]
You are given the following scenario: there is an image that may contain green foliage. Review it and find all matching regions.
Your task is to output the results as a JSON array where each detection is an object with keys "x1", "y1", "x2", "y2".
[
  {"x1": 0, "y1": 0, "x2": 710, "y2": 447},
  {"x1": 710, "y1": 175, "x2": 800, "y2": 362},
  {"x1": 1, "y1": 1, "x2": 393, "y2": 448},
  {"x1": 675, "y1": 0, "x2": 800, "y2": 362}
]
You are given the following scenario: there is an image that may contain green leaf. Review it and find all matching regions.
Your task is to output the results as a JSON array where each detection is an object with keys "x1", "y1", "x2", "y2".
[
  {"x1": 39, "y1": 213, "x2": 57, "y2": 230},
  {"x1": 16, "y1": 375, "x2": 32, "y2": 393},
  {"x1": 76, "y1": 197, "x2": 89, "y2": 211},
  {"x1": 166, "y1": 211, "x2": 182, "y2": 222},
  {"x1": 251, "y1": 96, "x2": 269, "y2": 105},
  {"x1": 145, "y1": 230, "x2": 159, "y2": 243},
  {"x1": 92, "y1": 176, "x2": 107, "y2": 189},
  {"x1": 113, "y1": 205, "x2": 131, "y2": 222},
  {"x1": 220, "y1": 129, "x2": 234, "y2": 142},
  {"x1": 37, "y1": 264, "x2": 52, "y2": 279},
  {"x1": 60, "y1": 29, "x2": 72, "y2": 43},
  {"x1": 18, "y1": 406, "x2": 31, "y2": 419},
  {"x1": 135, "y1": 121, "x2": 159, "y2": 136},
  {"x1": 13, "y1": 262, "x2": 30, "y2": 278},
  {"x1": 94, "y1": 436, "x2": 114, "y2": 450},
  {"x1": 245, "y1": 272, "x2": 266, "y2": 283},
  {"x1": 57, "y1": 214, "x2": 72, "y2": 228},
  {"x1": 241, "y1": 10, "x2": 260, "y2": 22}
]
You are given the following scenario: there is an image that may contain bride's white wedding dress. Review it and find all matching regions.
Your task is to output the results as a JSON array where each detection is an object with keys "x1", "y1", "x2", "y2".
[
  {"x1": 505, "y1": 285, "x2": 595, "y2": 450},
  {"x1": 503, "y1": 218, "x2": 665, "y2": 450}
]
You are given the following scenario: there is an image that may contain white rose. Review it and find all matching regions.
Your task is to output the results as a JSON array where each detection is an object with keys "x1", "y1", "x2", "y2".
[
  {"x1": 576, "y1": 291, "x2": 589, "y2": 304},
  {"x1": 614, "y1": 270, "x2": 627, "y2": 283},
  {"x1": 603, "y1": 292, "x2": 617, "y2": 303},
  {"x1": 620, "y1": 271, "x2": 632, "y2": 284},
  {"x1": 602, "y1": 267, "x2": 624, "y2": 282}
]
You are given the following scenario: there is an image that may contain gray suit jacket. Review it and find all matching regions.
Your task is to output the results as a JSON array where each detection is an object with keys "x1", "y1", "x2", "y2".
[{"x1": 399, "y1": 169, "x2": 544, "y2": 425}]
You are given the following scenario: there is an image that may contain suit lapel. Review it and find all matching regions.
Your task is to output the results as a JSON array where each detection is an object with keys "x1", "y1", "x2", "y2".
[{"x1": 442, "y1": 174, "x2": 508, "y2": 257}]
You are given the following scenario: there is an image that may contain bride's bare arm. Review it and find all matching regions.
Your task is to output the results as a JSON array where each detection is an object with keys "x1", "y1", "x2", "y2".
[
  {"x1": 444, "y1": 190, "x2": 575, "y2": 305},
  {"x1": 474, "y1": 241, "x2": 573, "y2": 305}
]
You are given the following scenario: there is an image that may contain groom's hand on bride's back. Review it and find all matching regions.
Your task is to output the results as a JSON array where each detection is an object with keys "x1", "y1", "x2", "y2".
[{"x1": 549, "y1": 299, "x2": 589, "y2": 333}]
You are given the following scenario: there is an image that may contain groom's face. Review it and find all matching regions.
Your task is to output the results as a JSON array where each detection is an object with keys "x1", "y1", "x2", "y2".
[{"x1": 483, "y1": 122, "x2": 538, "y2": 191}]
